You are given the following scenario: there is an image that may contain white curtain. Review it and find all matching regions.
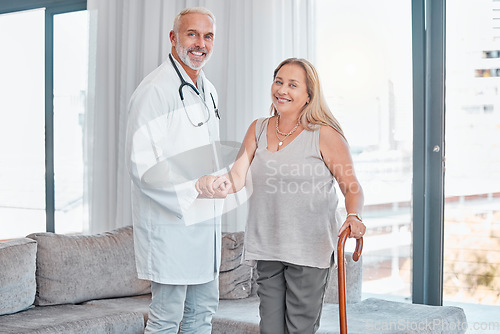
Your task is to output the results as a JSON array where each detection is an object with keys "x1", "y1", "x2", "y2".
[{"x1": 85, "y1": 0, "x2": 316, "y2": 234}]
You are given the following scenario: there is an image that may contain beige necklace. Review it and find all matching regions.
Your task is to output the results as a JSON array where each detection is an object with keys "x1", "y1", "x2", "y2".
[{"x1": 275, "y1": 115, "x2": 300, "y2": 150}]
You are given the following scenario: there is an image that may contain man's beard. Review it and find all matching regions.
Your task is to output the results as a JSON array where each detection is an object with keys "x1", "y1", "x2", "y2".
[{"x1": 176, "y1": 39, "x2": 212, "y2": 70}]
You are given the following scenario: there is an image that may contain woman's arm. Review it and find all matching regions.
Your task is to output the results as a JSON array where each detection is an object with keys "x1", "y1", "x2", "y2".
[
  {"x1": 319, "y1": 125, "x2": 366, "y2": 239},
  {"x1": 196, "y1": 120, "x2": 258, "y2": 196}
]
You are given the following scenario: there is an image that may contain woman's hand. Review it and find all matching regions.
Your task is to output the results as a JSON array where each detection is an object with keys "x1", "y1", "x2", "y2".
[
  {"x1": 338, "y1": 216, "x2": 366, "y2": 239},
  {"x1": 196, "y1": 175, "x2": 231, "y2": 198}
]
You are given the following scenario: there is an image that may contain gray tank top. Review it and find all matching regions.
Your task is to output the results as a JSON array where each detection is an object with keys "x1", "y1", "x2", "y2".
[{"x1": 243, "y1": 117, "x2": 340, "y2": 269}]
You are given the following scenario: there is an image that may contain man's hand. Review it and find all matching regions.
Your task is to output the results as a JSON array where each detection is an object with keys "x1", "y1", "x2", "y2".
[{"x1": 196, "y1": 175, "x2": 231, "y2": 199}]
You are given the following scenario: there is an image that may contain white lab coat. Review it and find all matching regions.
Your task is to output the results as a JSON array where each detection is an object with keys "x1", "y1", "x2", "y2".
[{"x1": 126, "y1": 55, "x2": 224, "y2": 285}]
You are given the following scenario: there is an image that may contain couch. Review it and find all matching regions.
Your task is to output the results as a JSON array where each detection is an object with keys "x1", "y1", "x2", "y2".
[
  {"x1": 0, "y1": 226, "x2": 148, "y2": 334},
  {"x1": 0, "y1": 226, "x2": 468, "y2": 334}
]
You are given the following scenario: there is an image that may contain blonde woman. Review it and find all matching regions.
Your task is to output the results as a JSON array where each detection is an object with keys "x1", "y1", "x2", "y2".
[{"x1": 197, "y1": 58, "x2": 365, "y2": 334}]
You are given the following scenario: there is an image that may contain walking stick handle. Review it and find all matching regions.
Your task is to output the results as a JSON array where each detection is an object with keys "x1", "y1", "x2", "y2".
[{"x1": 337, "y1": 226, "x2": 363, "y2": 334}]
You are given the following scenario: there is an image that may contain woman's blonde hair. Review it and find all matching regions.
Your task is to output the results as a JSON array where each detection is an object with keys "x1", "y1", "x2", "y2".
[{"x1": 270, "y1": 58, "x2": 345, "y2": 139}]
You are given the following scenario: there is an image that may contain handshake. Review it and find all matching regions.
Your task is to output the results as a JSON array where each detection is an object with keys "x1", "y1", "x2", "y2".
[{"x1": 196, "y1": 175, "x2": 232, "y2": 199}]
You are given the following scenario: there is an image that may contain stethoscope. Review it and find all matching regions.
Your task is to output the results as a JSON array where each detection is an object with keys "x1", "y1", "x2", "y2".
[{"x1": 169, "y1": 54, "x2": 220, "y2": 127}]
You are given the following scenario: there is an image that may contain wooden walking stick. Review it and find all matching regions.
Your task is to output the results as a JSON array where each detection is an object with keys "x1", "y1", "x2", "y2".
[{"x1": 337, "y1": 226, "x2": 363, "y2": 334}]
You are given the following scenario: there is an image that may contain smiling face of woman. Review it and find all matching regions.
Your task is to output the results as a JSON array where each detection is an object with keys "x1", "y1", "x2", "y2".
[{"x1": 271, "y1": 63, "x2": 310, "y2": 117}]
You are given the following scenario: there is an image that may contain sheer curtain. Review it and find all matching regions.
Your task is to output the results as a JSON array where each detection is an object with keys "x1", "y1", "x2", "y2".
[{"x1": 85, "y1": 0, "x2": 316, "y2": 234}]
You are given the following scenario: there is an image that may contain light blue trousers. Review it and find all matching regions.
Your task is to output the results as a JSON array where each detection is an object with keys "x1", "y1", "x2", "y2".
[{"x1": 144, "y1": 278, "x2": 219, "y2": 334}]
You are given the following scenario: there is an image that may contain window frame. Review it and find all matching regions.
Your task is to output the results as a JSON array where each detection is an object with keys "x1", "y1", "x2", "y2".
[{"x1": 412, "y1": 0, "x2": 446, "y2": 306}]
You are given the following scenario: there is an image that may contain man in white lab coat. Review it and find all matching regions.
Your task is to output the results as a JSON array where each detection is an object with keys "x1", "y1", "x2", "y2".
[{"x1": 125, "y1": 7, "x2": 230, "y2": 334}]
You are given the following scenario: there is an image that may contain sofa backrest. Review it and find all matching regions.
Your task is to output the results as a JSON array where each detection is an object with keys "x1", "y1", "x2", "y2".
[{"x1": 27, "y1": 226, "x2": 150, "y2": 306}]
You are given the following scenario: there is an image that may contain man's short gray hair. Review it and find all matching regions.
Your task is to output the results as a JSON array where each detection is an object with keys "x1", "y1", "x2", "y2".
[{"x1": 173, "y1": 7, "x2": 216, "y2": 34}]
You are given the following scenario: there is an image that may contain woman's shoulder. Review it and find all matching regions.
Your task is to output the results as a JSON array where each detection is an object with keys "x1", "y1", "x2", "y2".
[
  {"x1": 256, "y1": 115, "x2": 274, "y2": 123},
  {"x1": 319, "y1": 124, "x2": 347, "y2": 145},
  {"x1": 254, "y1": 116, "x2": 275, "y2": 130},
  {"x1": 252, "y1": 117, "x2": 271, "y2": 140}
]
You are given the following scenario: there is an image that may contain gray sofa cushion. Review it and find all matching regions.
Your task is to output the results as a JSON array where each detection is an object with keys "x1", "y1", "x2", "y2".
[
  {"x1": 212, "y1": 296, "x2": 261, "y2": 333},
  {"x1": 27, "y1": 226, "x2": 150, "y2": 306},
  {"x1": 0, "y1": 238, "x2": 37, "y2": 316},
  {"x1": 317, "y1": 298, "x2": 468, "y2": 334},
  {"x1": 82, "y1": 294, "x2": 151, "y2": 323},
  {"x1": 0, "y1": 304, "x2": 145, "y2": 334},
  {"x1": 213, "y1": 297, "x2": 468, "y2": 334}
]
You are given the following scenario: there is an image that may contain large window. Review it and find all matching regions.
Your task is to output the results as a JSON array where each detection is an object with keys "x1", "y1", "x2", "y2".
[
  {"x1": 53, "y1": 10, "x2": 89, "y2": 234},
  {"x1": 316, "y1": 0, "x2": 414, "y2": 300},
  {"x1": 315, "y1": 0, "x2": 500, "y2": 326},
  {"x1": 444, "y1": 0, "x2": 500, "y2": 307},
  {"x1": 0, "y1": 1, "x2": 87, "y2": 239},
  {"x1": 0, "y1": 9, "x2": 46, "y2": 238}
]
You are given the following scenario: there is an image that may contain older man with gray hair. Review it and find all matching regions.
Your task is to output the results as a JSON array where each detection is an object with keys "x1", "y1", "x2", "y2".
[{"x1": 126, "y1": 7, "x2": 230, "y2": 334}]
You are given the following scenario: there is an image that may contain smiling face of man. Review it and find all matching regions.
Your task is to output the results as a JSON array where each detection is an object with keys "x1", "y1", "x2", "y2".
[{"x1": 171, "y1": 12, "x2": 214, "y2": 71}]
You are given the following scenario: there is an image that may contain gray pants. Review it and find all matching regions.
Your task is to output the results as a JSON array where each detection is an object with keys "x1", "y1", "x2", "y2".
[{"x1": 256, "y1": 260, "x2": 330, "y2": 334}]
